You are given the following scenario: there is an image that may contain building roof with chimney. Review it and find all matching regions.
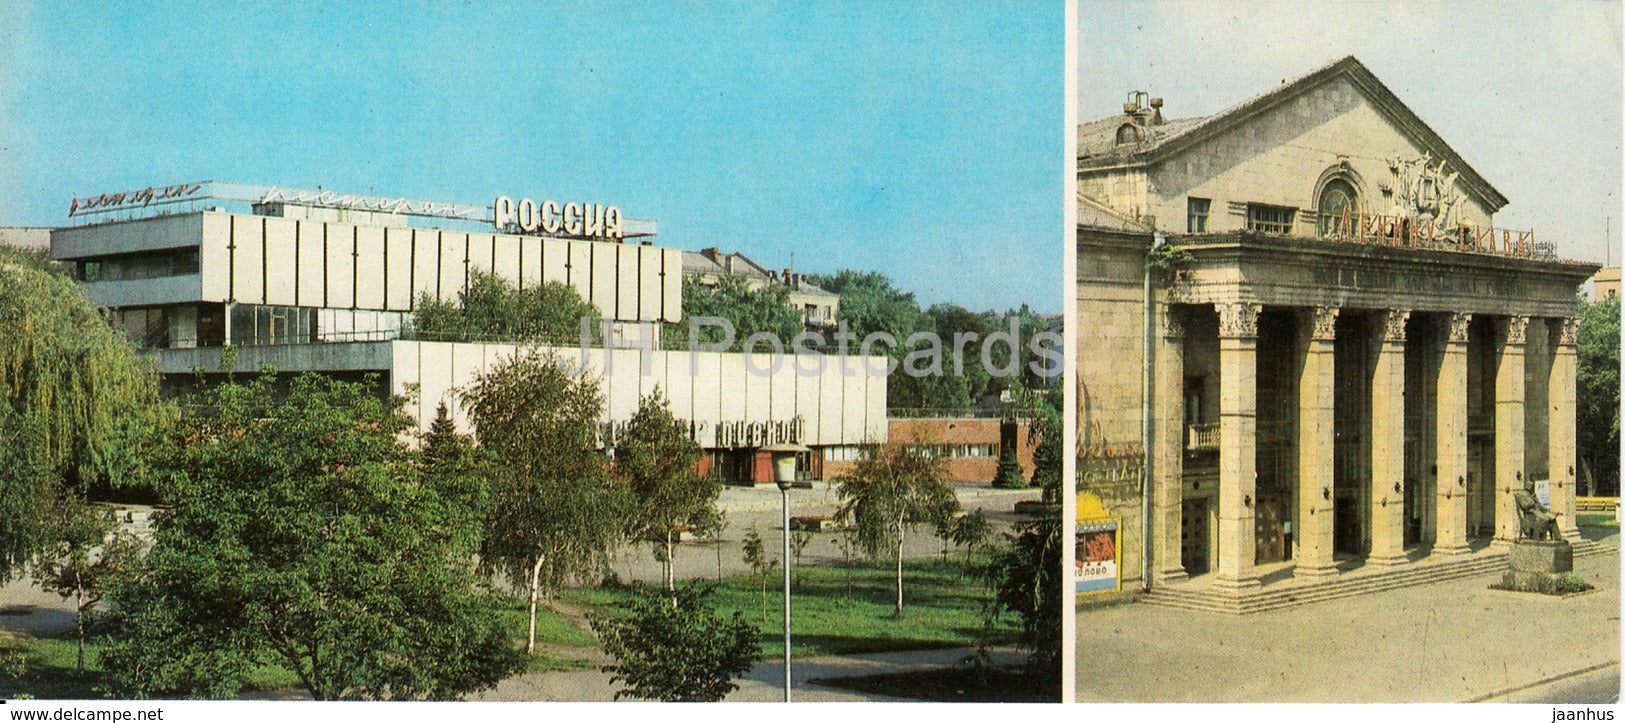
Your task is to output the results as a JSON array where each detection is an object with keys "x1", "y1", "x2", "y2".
[{"x1": 682, "y1": 247, "x2": 839, "y2": 300}]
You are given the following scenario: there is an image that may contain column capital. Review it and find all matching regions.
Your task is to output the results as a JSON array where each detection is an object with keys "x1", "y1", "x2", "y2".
[
  {"x1": 1502, "y1": 315, "x2": 1529, "y2": 345},
  {"x1": 1556, "y1": 316, "x2": 1579, "y2": 347},
  {"x1": 1218, "y1": 302, "x2": 1261, "y2": 339},
  {"x1": 1381, "y1": 309, "x2": 1411, "y2": 343},
  {"x1": 1446, "y1": 312, "x2": 1472, "y2": 344},
  {"x1": 1160, "y1": 306, "x2": 1186, "y2": 339},
  {"x1": 1307, "y1": 305, "x2": 1339, "y2": 341}
]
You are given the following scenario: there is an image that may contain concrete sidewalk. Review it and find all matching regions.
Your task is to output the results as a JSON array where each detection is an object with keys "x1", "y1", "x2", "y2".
[
  {"x1": 1076, "y1": 535, "x2": 1621, "y2": 702},
  {"x1": 609, "y1": 484, "x2": 1041, "y2": 585}
]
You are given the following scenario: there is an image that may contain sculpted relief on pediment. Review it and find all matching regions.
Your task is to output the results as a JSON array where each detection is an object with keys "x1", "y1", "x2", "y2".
[{"x1": 1385, "y1": 152, "x2": 1465, "y2": 228}]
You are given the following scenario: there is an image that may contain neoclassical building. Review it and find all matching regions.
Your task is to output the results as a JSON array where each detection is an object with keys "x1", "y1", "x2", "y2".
[{"x1": 1077, "y1": 57, "x2": 1598, "y2": 607}]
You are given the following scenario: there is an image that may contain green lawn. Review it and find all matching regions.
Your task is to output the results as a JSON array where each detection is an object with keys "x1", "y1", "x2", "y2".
[
  {"x1": 564, "y1": 557, "x2": 1013, "y2": 659},
  {"x1": 1, "y1": 636, "x2": 103, "y2": 699},
  {"x1": 0, "y1": 634, "x2": 305, "y2": 699},
  {"x1": 3, "y1": 558, "x2": 1009, "y2": 699}
]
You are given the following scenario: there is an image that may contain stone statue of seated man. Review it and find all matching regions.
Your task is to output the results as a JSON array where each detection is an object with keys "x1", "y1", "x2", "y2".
[{"x1": 1513, "y1": 481, "x2": 1561, "y2": 541}]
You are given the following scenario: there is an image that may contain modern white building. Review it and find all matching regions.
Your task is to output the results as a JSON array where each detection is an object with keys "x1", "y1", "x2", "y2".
[{"x1": 51, "y1": 182, "x2": 886, "y2": 483}]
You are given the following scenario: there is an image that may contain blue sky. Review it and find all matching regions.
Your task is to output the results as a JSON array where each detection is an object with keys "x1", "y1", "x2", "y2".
[
  {"x1": 0, "y1": 1, "x2": 1064, "y2": 313},
  {"x1": 1080, "y1": 0, "x2": 1623, "y2": 266}
]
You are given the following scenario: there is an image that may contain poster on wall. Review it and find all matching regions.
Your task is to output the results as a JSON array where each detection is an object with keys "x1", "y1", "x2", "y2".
[{"x1": 1076, "y1": 519, "x2": 1120, "y2": 595}]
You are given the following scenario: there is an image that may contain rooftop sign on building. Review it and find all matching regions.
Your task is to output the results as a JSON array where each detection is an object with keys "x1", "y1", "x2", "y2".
[{"x1": 493, "y1": 196, "x2": 624, "y2": 241}]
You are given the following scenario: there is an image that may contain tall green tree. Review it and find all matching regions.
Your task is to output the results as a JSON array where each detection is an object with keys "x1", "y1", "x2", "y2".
[
  {"x1": 992, "y1": 447, "x2": 1027, "y2": 489},
  {"x1": 835, "y1": 440, "x2": 959, "y2": 617},
  {"x1": 813, "y1": 269, "x2": 927, "y2": 342},
  {"x1": 0, "y1": 248, "x2": 162, "y2": 580},
  {"x1": 1578, "y1": 297, "x2": 1620, "y2": 495},
  {"x1": 614, "y1": 391, "x2": 719, "y2": 592},
  {"x1": 983, "y1": 509, "x2": 1061, "y2": 691},
  {"x1": 32, "y1": 507, "x2": 142, "y2": 674},
  {"x1": 670, "y1": 276, "x2": 802, "y2": 350},
  {"x1": 925, "y1": 303, "x2": 994, "y2": 398},
  {"x1": 413, "y1": 271, "x2": 602, "y2": 343},
  {"x1": 100, "y1": 373, "x2": 521, "y2": 700},
  {"x1": 1028, "y1": 403, "x2": 1064, "y2": 504},
  {"x1": 591, "y1": 586, "x2": 760, "y2": 702},
  {"x1": 460, "y1": 350, "x2": 627, "y2": 654}
]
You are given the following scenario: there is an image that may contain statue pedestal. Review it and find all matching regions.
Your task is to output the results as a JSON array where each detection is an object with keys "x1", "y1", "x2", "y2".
[{"x1": 1501, "y1": 539, "x2": 1574, "y2": 593}]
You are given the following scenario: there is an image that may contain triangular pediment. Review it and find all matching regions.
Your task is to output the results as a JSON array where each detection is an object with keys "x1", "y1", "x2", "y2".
[{"x1": 1079, "y1": 56, "x2": 1507, "y2": 213}]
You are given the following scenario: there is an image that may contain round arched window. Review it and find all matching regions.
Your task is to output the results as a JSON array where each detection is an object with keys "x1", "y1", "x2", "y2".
[
  {"x1": 1115, "y1": 124, "x2": 1140, "y2": 145},
  {"x1": 1317, "y1": 179, "x2": 1358, "y2": 237}
]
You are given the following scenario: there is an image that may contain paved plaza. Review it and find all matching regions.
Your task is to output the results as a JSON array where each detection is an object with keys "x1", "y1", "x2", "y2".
[
  {"x1": 607, "y1": 483, "x2": 1039, "y2": 585},
  {"x1": 1076, "y1": 531, "x2": 1620, "y2": 703}
]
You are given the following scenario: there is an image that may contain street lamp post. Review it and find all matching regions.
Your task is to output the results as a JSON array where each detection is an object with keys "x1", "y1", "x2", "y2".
[{"x1": 764, "y1": 442, "x2": 809, "y2": 703}]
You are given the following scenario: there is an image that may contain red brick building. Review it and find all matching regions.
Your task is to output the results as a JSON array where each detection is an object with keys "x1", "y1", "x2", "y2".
[{"x1": 821, "y1": 417, "x2": 1035, "y2": 485}]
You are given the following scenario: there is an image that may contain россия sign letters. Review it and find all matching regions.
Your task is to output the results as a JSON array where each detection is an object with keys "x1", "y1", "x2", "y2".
[{"x1": 493, "y1": 195, "x2": 624, "y2": 240}]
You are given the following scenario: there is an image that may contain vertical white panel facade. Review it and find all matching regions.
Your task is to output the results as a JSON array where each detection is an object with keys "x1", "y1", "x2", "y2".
[
  {"x1": 819, "y1": 360, "x2": 845, "y2": 443},
  {"x1": 492, "y1": 235, "x2": 520, "y2": 291},
  {"x1": 437, "y1": 232, "x2": 463, "y2": 300},
  {"x1": 518, "y1": 236, "x2": 543, "y2": 290},
  {"x1": 326, "y1": 226, "x2": 356, "y2": 308},
  {"x1": 661, "y1": 248, "x2": 682, "y2": 323},
  {"x1": 661, "y1": 348, "x2": 694, "y2": 424},
  {"x1": 296, "y1": 221, "x2": 325, "y2": 307},
  {"x1": 605, "y1": 349, "x2": 642, "y2": 420},
  {"x1": 841, "y1": 357, "x2": 869, "y2": 444},
  {"x1": 616, "y1": 245, "x2": 639, "y2": 321},
  {"x1": 590, "y1": 245, "x2": 618, "y2": 315},
  {"x1": 104, "y1": 211, "x2": 681, "y2": 323},
  {"x1": 384, "y1": 227, "x2": 414, "y2": 311},
  {"x1": 865, "y1": 359, "x2": 888, "y2": 440},
  {"x1": 567, "y1": 242, "x2": 592, "y2": 305},
  {"x1": 262, "y1": 218, "x2": 297, "y2": 306},
  {"x1": 354, "y1": 226, "x2": 386, "y2": 310},
  {"x1": 411, "y1": 229, "x2": 439, "y2": 303},
  {"x1": 543, "y1": 238, "x2": 570, "y2": 285},
  {"x1": 198, "y1": 214, "x2": 232, "y2": 302},
  {"x1": 466, "y1": 233, "x2": 494, "y2": 278},
  {"x1": 378, "y1": 341, "x2": 885, "y2": 447},
  {"x1": 231, "y1": 216, "x2": 265, "y2": 304}
]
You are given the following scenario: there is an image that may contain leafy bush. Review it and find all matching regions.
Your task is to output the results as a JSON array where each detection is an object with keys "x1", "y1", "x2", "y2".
[{"x1": 591, "y1": 586, "x2": 760, "y2": 702}]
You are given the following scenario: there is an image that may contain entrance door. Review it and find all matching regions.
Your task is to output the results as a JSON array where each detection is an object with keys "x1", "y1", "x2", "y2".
[
  {"x1": 1180, "y1": 499, "x2": 1209, "y2": 575},
  {"x1": 1254, "y1": 491, "x2": 1288, "y2": 564},
  {"x1": 1333, "y1": 490, "x2": 1362, "y2": 555}
]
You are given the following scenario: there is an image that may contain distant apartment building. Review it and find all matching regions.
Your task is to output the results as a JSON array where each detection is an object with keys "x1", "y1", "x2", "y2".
[
  {"x1": 1589, "y1": 267, "x2": 1620, "y2": 301},
  {"x1": 683, "y1": 247, "x2": 840, "y2": 329}
]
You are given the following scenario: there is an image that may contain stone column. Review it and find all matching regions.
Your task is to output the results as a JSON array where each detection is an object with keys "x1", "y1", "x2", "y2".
[
  {"x1": 1549, "y1": 317, "x2": 1580, "y2": 540},
  {"x1": 1433, "y1": 312, "x2": 1472, "y2": 555},
  {"x1": 1494, "y1": 316, "x2": 1529, "y2": 546},
  {"x1": 1215, "y1": 302, "x2": 1261, "y2": 590},
  {"x1": 1294, "y1": 306, "x2": 1339, "y2": 579},
  {"x1": 1152, "y1": 306, "x2": 1189, "y2": 582},
  {"x1": 1368, "y1": 309, "x2": 1410, "y2": 566}
]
